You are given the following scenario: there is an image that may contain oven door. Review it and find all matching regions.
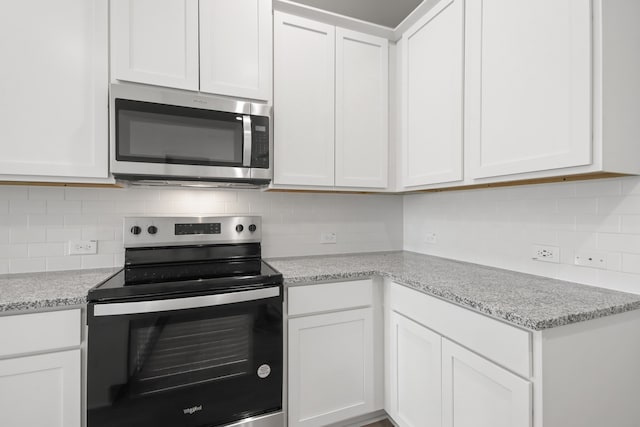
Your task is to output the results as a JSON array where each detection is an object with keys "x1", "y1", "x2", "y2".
[{"x1": 87, "y1": 286, "x2": 282, "y2": 427}]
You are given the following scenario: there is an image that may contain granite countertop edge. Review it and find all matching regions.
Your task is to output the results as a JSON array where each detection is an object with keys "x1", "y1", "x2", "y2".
[
  {"x1": 3, "y1": 253, "x2": 640, "y2": 332},
  {"x1": 269, "y1": 252, "x2": 640, "y2": 331}
]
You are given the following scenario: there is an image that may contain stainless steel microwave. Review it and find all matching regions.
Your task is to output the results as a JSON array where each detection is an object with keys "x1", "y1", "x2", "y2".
[{"x1": 110, "y1": 83, "x2": 272, "y2": 186}]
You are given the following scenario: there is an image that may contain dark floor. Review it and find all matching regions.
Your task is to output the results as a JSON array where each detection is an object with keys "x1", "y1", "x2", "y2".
[{"x1": 361, "y1": 420, "x2": 393, "y2": 427}]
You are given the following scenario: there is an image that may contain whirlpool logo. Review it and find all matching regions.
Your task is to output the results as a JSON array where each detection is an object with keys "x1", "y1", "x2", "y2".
[{"x1": 183, "y1": 405, "x2": 203, "y2": 415}]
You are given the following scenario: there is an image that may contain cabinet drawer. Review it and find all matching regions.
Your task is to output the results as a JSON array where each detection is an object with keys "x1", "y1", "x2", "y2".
[
  {"x1": 288, "y1": 279, "x2": 373, "y2": 316},
  {"x1": 389, "y1": 283, "x2": 531, "y2": 378},
  {"x1": 0, "y1": 309, "x2": 81, "y2": 358}
]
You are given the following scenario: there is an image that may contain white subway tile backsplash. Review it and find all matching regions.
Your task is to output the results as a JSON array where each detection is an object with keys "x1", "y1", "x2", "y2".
[
  {"x1": 598, "y1": 195, "x2": 640, "y2": 215},
  {"x1": 9, "y1": 200, "x2": 46, "y2": 214},
  {"x1": 622, "y1": 253, "x2": 640, "y2": 274},
  {"x1": 81, "y1": 253, "x2": 115, "y2": 269},
  {"x1": 10, "y1": 257, "x2": 46, "y2": 274},
  {"x1": 620, "y1": 215, "x2": 640, "y2": 234},
  {"x1": 0, "y1": 187, "x2": 28, "y2": 200},
  {"x1": 29, "y1": 187, "x2": 64, "y2": 200},
  {"x1": 598, "y1": 233, "x2": 640, "y2": 254},
  {"x1": 97, "y1": 240, "x2": 123, "y2": 255},
  {"x1": 557, "y1": 198, "x2": 598, "y2": 215},
  {"x1": 46, "y1": 227, "x2": 82, "y2": 242},
  {"x1": 28, "y1": 242, "x2": 65, "y2": 257},
  {"x1": 47, "y1": 200, "x2": 82, "y2": 214},
  {"x1": 46, "y1": 256, "x2": 82, "y2": 272},
  {"x1": 404, "y1": 177, "x2": 640, "y2": 294},
  {"x1": 10, "y1": 227, "x2": 46, "y2": 244},
  {"x1": 0, "y1": 185, "x2": 402, "y2": 273},
  {"x1": 64, "y1": 214, "x2": 99, "y2": 227},
  {"x1": 575, "y1": 179, "x2": 622, "y2": 197},
  {"x1": 576, "y1": 215, "x2": 620, "y2": 233},
  {"x1": 29, "y1": 214, "x2": 65, "y2": 227},
  {"x1": 64, "y1": 187, "x2": 102, "y2": 201},
  {"x1": 82, "y1": 200, "x2": 116, "y2": 214}
]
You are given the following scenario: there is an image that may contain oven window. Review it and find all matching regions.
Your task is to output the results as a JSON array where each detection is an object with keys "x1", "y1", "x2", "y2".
[
  {"x1": 116, "y1": 99, "x2": 244, "y2": 167},
  {"x1": 129, "y1": 313, "x2": 252, "y2": 396}
]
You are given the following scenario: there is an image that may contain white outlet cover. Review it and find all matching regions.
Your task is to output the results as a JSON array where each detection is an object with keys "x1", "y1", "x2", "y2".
[
  {"x1": 531, "y1": 244, "x2": 560, "y2": 263},
  {"x1": 320, "y1": 232, "x2": 337, "y2": 244},
  {"x1": 69, "y1": 240, "x2": 98, "y2": 255},
  {"x1": 574, "y1": 252, "x2": 607, "y2": 269},
  {"x1": 425, "y1": 233, "x2": 437, "y2": 244}
]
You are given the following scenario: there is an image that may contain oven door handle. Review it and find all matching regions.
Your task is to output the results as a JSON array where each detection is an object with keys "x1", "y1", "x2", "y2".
[{"x1": 92, "y1": 286, "x2": 280, "y2": 317}]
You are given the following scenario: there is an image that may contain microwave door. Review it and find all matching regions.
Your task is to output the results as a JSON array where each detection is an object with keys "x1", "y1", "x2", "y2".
[{"x1": 111, "y1": 99, "x2": 252, "y2": 181}]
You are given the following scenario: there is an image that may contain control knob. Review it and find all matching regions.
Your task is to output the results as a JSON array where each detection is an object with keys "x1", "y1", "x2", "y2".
[
  {"x1": 248, "y1": 224, "x2": 257, "y2": 232},
  {"x1": 130, "y1": 226, "x2": 142, "y2": 235},
  {"x1": 235, "y1": 224, "x2": 244, "y2": 233},
  {"x1": 148, "y1": 226, "x2": 158, "y2": 235}
]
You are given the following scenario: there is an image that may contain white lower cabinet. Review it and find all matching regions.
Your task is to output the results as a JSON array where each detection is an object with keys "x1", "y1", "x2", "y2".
[
  {"x1": 0, "y1": 309, "x2": 82, "y2": 427},
  {"x1": 441, "y1": 339, "x2": 531, "y2": 427},
  {"x1": 385, "y1": 281, "x2": 533, "y2": 427},
  {"x1": 388, "y1": 311, "x2": 442, "y2": 427},
  {"x1": 0, "y1": 349, "x2": 81, "y2": 427},
  {"x1": 287, "y1": 279, "x2": 382, "y2": 427}
]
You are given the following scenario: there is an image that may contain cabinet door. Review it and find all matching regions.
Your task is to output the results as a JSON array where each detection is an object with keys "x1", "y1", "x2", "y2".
[
  {"x1": 335, "y1": 29, "x2": 389, "y2": 188},
  {"x1": 402, "y1": 0, "x2": 464, "y2": 187},
  {"x1": 274, "y1": 12, "x2": 335, "y2": 186},
  {"x1": 442, "y1": 339, "x2": 531, "y2": 427},
  {"x1": 0, "y1": 0, "x2": 108, "y2": 180},
  {"x1": 466, "y1": 0, "x2": 592, "y2": 179},
  {"x1": 288, "y1": 308, "x2": 374, "y2": 427},
  {"x1": 387, "y1": 311, "x2": 442, "y2": 427},
  {"x1": 0, "y1": 349, "x2": 81, "y2": 427},
  {"x1": 200, "y1": 0, "x2": 272, "y2": 101},
  {"x1": 111, "y1": 0, "x2": 199, "y2": 90}
]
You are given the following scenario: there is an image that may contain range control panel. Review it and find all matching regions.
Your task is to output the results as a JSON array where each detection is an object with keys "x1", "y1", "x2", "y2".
[{"x1": 124, "y1": 216, "x2": 261, "y2": 248}]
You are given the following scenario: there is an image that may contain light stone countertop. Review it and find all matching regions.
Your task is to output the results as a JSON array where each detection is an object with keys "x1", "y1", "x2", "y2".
[
  {"x1": 2, "y1": 251, "x2": 640, "y2": 331},
  {"x1": 0, "y1": 268, "x2": 120, "y2": 313},
  {"x1": 266, "y1": 251, "x2": 640, "y2": 330}
]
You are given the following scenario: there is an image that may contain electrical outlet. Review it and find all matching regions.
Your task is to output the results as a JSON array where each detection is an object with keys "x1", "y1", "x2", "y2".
[
  {"x1": 320, "y1": 232, "x2": 337, "y2": 244},
  {"x1": 574, "y1": 252, "x2": 607, "y2": 269},
  {"x1": 531, "y1": 245, "x2": 560, "y2": 263},
  {"x1": 425, "y1": 232, "x2": 437, "y2": 244},
  {"x1": 69, "y1": 240, "x2": 97, "y2": 255}
]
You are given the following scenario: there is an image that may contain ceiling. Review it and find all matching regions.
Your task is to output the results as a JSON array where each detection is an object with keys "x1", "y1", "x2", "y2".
[{"x1": 287, "y1": 0, "x2": 423, "y2": 28}]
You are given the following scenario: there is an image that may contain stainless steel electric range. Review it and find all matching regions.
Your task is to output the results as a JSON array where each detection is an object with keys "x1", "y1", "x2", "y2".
[{"x1": 87, "y1": 216, "x2": 283, "y2": 427}]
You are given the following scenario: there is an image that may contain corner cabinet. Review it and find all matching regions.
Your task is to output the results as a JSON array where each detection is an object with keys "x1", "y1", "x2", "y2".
[
  {"x1": 0, "y1": 0, "x2": 108, "y2": 182},
  {"x1": 273, "y1": 12, "x2": 389, "y2": 190},
  {"x1": 385, "y1": 282, "x2": 532, "y2": 427},
  {"x1": 0, "y1": 309, "x2": 82, "y2": 427},
  {"x1": 401, "y1": 0, "x2": 464, "y2": 188},
  {"x1": 400, "y1": 0, "x2": 640, "y2": 190},
  {"x1": 111, "y1": 0, "x2": 272, "y2": 101},
  {"x1": 287, "y1": 279, "x2": 383, "y2": 427},
  {"x1": 466, "y1": 0, "x2": 592, "y2": 179}
]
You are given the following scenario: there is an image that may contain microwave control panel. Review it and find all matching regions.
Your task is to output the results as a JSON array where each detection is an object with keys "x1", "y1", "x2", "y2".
[{"x1": 251, "y1": 115, "x2": 270, "y2": 169}]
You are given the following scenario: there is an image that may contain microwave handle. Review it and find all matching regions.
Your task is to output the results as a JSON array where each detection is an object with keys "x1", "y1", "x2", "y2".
[
  {"x1": 93, "y1": 286, "x2": 279, "y2": 317},
  {"x1": 242, "y1": 115, "x2": 252, "y2": 167}
]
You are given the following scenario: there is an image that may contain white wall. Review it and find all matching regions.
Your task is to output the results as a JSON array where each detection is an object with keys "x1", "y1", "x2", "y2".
[
  {"x1": 404, "y1": 176, "x2": 640, "y2": 294},
  {"x1": 0, "y1": 185, "x2": 403, "y2": 274}
]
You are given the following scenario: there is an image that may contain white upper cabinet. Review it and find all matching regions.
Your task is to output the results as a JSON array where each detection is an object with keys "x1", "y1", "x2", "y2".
[
  {"x1": 0, "y1": 0, "x2": 108, "y2": 181},
  {"x1": 199, "y1": 0, "x2": 272, "y2": 101},
  {"x1": 111, "y1": 0, "x2": 200, "y2": 91},
  {"x1": 273, "y1": 11, "x2": 390, "y2": 189},
  {"x1": 273, "y1": 12, "x2": 336, "y2": 186},
  {"x1": 466, "y1": 0, "x2": 592, "y2": 179},
  {"x1": 402, "y1": 0, "x2": 464, "y2": 187},
  {"x1": 111, "y1": 0, "x2": 272, "y2": 101},
  {"x1": 335, "y1": 29, "x2": 389, "y2": 188}
]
